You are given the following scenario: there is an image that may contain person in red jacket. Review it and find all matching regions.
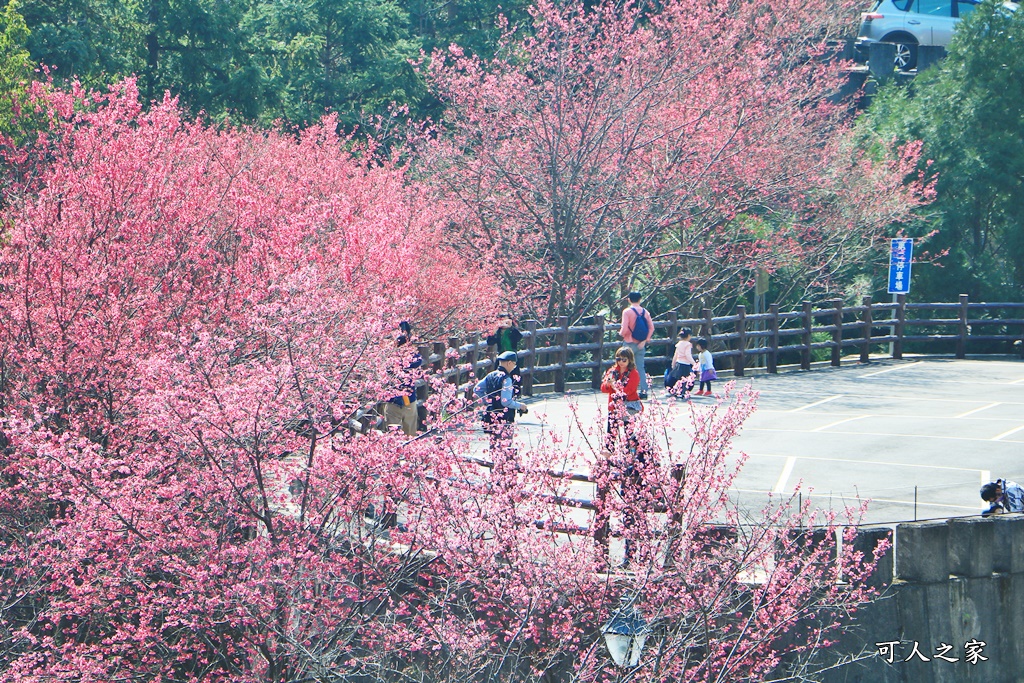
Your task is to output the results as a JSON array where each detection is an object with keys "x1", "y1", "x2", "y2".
[
  {"x1": 601, "y1": 346, "x2": 648, "y2": 565},
  {"x1": 601, "y1": 346, "x2": 642, "y2": 453}
]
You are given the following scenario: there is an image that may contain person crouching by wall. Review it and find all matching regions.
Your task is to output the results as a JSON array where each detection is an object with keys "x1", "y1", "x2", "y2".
[{"x1": 981, "y1": 478, "x2": 1024, "y2": 516}]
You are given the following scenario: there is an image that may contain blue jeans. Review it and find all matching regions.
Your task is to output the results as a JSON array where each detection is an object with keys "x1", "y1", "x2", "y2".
[{"x1": 625, "y1": 342, "x2": 649, "y2": 394}]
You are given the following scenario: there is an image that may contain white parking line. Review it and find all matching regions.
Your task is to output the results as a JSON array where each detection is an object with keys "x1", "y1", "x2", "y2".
[
  {"x1": 773, "y1": 457, "x2": 797, "y2": 493},
  {"x1": 955, "y1": 402, "x2": 1001, "y2": 419},
  {"x1": 982, "y1": 470, "x2": 991, "y2": 485},
  {"x1": 992, "y1": 424, "x2": 1024, "y2": 442},
  {"x1": 1011, "y1": 377, "x2": 1024, "y2": 385},
  {"x1": 859, "y1": 363, "x2": 919, "y2": 378},
  {"x1": 746, "y1": 451, "x2": 984, "y2": 473},
  {"x1": 789, "y1": 395, "x2": 843, "y2": 413},
  {"x1": 861, "y1": 498, "x2": 978, "y2": 511},
  {"x1": 748, "y1": 427, "x2": 1008, "y2": 443},
  {"x1": 811, "y1": 416, "x2": 869, "y2": 433}
]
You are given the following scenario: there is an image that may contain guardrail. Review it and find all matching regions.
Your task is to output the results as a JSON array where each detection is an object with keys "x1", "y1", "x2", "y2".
[
  {"x1": 357, "y1": 294, "x2": 1024, "y2": 553},
  {"x1": 417, "y1": 294, "x2": 1024, "y2": 397}
]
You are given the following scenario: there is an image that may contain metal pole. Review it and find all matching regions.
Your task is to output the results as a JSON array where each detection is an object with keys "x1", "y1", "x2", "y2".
[
  {"x1": 888, "y1": 293, "x2": 897, "y2": 357},
  {"x1": 914, "y1": 486, "x2": 918, "y2": 521}
]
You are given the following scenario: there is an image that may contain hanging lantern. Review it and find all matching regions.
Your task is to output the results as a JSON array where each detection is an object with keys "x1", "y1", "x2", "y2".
[{"x1": 602, "y1": 604, "x2": 649, "y2": 668}]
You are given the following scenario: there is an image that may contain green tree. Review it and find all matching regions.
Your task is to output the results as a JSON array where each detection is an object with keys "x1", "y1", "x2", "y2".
[
  {"x1": 255, "y1": 0, "x2": 422, "y2": 126},
  {"x1": 858, "y1": 0, "x2": 1024, "y2": 301},
  {"x1": 0, "y1": 1, "x2": 33, "y2": 136},
  {"x1": 402, "y1": 0, "x2": 533, "y2": 59},
  {"x1": 142, "y1": 0, "x2": 265, "y2": 119},
  {"x1": 12, "y1": 0, "x2": 144, "y2": 85}
]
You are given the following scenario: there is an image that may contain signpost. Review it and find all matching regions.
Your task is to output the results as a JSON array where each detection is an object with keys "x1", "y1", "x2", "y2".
[
  {"x1": 887, "y1": 238, "x2": 913, "y2": 295},
  {"x1": 887, "y1": 238, "x2": 913, "y2": 355}
]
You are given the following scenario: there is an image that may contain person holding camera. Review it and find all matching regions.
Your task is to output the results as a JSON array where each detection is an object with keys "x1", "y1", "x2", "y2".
[{"x1": 980, "y1": 479, "x2": 1024, "y2": 516}]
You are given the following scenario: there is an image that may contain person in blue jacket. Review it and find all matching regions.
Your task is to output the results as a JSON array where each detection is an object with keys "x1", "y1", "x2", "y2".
[
  {"x1": 981, "y1": 479, "x2": 1024, "y2": 515},
  {"x1": 473, "y1": 351, "x2": 528, "y2": 452}
]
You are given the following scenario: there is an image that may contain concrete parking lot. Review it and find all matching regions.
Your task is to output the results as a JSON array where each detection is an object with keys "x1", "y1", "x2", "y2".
[{"x1": 502, "y1": 357, "x2": 1024, "y2": 525}]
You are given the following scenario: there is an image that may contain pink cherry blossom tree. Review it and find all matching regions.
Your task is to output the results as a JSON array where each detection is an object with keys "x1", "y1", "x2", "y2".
[
  {"x1": 424, "y1": 0, "x2": 932, "y2": 322},
  {"x1": 0, "y1": 81, "x2": 884, "y2": 683}
]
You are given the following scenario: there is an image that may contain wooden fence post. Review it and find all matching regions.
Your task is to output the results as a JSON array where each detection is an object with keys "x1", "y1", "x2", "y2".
[
  {"x1": 447, "y1": 336, "x2": 461, "y2": 387},
  {"x1": 768, "y1": 303, "x2": 780, "y2": 374},
  {"x1": 554, "y1": 316, "x2": 569, "y2": 393},
  {"x1": 591, "y1": 315, "x2": 606, "y2": 390},
  {"x1": 417, "y1": 343, "x2": 432, "y2": 403},
  {"x1": 894, "y1": 295, "x2": 906, "y2": 360},
  {"x1": 524, "y1": 320, "x2": 538, "y2": 397},
  {"x1": 735, "y1": 305, "x2": 746, "y2": 377},
  {"x1": 860, "y1": 296, "x2": 873, "y2": 364},
  {"x1": 593, "y1": 469, "x2": 610, "y2": 560},
  {"x1": 432, "y1": 341, "x2": 446, "y2": 375},
  {"x1": 465, "y1": 332, "x2": 479, "y2": 381},
  {"x1": 668, "y1": 310, "x2": 680, "y2": 345},
  {"x1": 957, "y1": 293, "x2": 969, "y2": 359},
  {"x1": 801, "y1": 302, "x2": 813, "y2": 370},
  {"x1": 702, "y1": 307, "x2": 714, "y2": 343},
  {"x1": 831, "y1": 299, "x2": 843, "y2": 367}
]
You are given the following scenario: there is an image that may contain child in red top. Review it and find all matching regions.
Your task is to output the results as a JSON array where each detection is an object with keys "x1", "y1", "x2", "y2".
[{"x1": 601, "y1": 346, "x2": 642, "y2": 452}]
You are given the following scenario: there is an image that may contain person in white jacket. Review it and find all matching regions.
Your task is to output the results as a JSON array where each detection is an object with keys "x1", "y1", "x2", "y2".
[
  {"x1": 669, "y1": 328, "x2": 696, "y2": 397},
  {"x1": 693, "y1": 338, "x2": 717, "y2": 397}
]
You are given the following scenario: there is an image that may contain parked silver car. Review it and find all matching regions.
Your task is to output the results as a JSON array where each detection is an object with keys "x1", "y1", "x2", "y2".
[{"x1": 855, "y1": 0, "x2": 984, "y2": 70}]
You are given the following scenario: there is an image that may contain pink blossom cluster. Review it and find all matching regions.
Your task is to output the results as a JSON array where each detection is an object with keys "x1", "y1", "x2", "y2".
[{"x1": 0, "y1": 8, "x2": 892, "y2": 679}]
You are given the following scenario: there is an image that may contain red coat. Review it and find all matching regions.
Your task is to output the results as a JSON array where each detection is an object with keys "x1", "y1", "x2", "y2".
[{"x1": 601, "y1": 368, "x2": 640, "y2": 407}]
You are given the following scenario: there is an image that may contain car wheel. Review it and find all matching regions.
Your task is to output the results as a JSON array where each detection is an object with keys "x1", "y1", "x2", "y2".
[{"x1": 893, "y1": 41, "x2": 918, "y2": 71}]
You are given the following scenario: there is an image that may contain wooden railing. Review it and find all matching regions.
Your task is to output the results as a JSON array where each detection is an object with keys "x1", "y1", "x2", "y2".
[
  {"x1": 418, "y1": 295, "x2": 1024, "y2": 396},
  {"x1": 358, "y1": 295, "x2": 1024, "y2": 546}
]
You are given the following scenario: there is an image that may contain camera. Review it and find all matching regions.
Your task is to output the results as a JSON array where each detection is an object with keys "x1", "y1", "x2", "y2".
[{"x1": 982, "y1": 502, "x2": 1004, "y2": 517}]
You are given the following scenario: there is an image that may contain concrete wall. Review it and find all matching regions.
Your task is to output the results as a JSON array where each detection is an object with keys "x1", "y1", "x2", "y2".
[{"x1": 821, "y1": 515, "x2": 1024, "y2": 683}]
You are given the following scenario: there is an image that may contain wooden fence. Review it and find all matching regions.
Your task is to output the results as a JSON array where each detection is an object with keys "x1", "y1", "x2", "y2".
[
  {"x1": 359, "y1": 295, "x2": 1023, "y2": 548},
  {"x1": 417, "y1": 295, "x2": 1024, "y2": 397}
]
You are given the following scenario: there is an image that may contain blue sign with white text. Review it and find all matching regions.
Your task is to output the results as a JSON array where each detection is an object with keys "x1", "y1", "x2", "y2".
[{"x1": 888, "y1": 238, "x2": 913, "y2": 295}]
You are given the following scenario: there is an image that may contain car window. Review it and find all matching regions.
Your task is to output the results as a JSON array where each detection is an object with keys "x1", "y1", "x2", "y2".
[
  {"x1": 956, "y1": 0, "x2": 979, "y2": 17},
  {"x1": 894, "y1": 0, "x2": 914, "y2": 10},
  {"x1": 913, "y1": 0, "x2": 954, "y2": 16}
]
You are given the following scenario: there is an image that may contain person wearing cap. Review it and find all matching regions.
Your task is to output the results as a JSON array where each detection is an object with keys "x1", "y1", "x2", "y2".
[
  {"x1": 473, "y1": 351, "x2": 528, "y2": 451},
  {"x1": 980, "y1": 479, "x2": 1024, "y2": 515}
]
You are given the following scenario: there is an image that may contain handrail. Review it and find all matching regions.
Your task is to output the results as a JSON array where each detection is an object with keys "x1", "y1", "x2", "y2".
[
  {"x1": 426, "y1": 294, "x2": 1023, "y2": 393},
  {"x1": 367, "y1": 294, "x2": 1024, "y2": 551}
]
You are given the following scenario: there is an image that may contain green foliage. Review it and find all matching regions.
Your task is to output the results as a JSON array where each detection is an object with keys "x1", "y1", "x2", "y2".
[
  {"x1": 255, "y1": 0, "x2": 422, "y2": 126},
  {"x1": 858, "y1": 0, "x2": 1024, "y2": 301},
  {"x1": 0, "y1": 1, "x2": 33, "y2": 136},
  {"x1": 14, "y1": 0, "x2": 144, "y2": 84},
  {"x1": 6, "y1": 0, "x2": 535, "y2": 126},
  {"x1": 402, "y1": 0, "x2": 533, "y2": 59}
]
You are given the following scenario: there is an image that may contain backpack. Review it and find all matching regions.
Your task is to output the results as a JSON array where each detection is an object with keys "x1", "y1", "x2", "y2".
[
  {"x1": 484, "y1": 370, "x2": 506, "y2": 398},
  {"x1": 630, "y1": 307, "x2": 650, "y2": 341},
  {"x1": 483, "y1": 370, "x2": 509, "y2": 413}
]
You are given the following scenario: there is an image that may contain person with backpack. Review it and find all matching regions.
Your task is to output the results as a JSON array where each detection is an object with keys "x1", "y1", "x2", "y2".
[
  {"x1": 619, "y1": 292, "x2": 654, "y2": 399},
  {"x1": 473, "y1": 351, "x2": 528, "y2": 453}
]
